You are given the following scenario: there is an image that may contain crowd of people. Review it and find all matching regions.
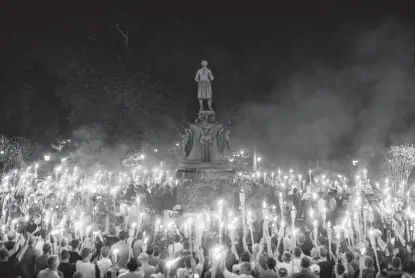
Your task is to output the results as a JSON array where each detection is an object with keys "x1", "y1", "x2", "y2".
[
  {"x1": 1, "y1": 180, "x2": 415, "y2": 278},
  {"x1": 0, "y1": 156, "x2": 413, "y2": 278}
]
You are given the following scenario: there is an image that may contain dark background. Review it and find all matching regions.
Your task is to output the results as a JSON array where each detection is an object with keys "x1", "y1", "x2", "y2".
[{"x1": 1, "y1": 1, "x2": 415, "y2": 165}]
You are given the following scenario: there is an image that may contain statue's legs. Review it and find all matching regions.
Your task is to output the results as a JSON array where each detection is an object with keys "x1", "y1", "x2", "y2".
[
  {"x1": 199, "y1": 99, "x2": 203, "y2": 110},
  {"x1": 208, "y1": 99, "x2": 212, "y2": 111}
]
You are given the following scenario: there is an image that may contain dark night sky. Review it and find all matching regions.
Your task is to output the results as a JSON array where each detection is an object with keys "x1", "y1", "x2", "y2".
[{"x1": 1, "y1": 1, "x2": 415, "y2": 163}]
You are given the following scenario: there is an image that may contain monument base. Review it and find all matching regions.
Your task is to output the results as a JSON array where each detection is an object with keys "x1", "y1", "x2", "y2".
[
  {"x1": 176, "y1": 160, "x2": 235, "y2": 178},
  {"x1": 177, "y1": 108, "x2": 234, "y2": 177}
]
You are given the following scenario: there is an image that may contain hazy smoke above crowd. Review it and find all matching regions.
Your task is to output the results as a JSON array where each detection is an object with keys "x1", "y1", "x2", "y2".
[{"x1": 234, "y1": 21, "x2": 415, "y2": 164}]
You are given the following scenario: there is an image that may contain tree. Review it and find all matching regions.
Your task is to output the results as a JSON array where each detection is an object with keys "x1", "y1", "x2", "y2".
[
  {"x1": 0, "y1": 135, "x2": 33, "y2": 175},
  {"x1": 53, "y1": 45, "x2": 179, "y2": 148},
  {"x1": 382, "y1": 144, "x2": 415, "y2": 189}
]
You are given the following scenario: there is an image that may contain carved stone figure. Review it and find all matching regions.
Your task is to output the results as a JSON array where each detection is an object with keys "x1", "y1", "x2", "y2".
[
  {"x1": 195, "y1": 60, "x2": 214, "y2": 111},
  {"x1": 185, "y1": 124, "x2": 204, "y2": 162},
  {"x1": 218, "y1": 129, "x2": 230, "y2": 158},
  {"x1": 209, "y1": 124, "x2": 228, "y2": 164},
  {"x1": 200, "y1": 129, "x2": 212, "y2": 161},
  {"x1": 182, "y1": 128, "x2": 192, "y2": 157}
]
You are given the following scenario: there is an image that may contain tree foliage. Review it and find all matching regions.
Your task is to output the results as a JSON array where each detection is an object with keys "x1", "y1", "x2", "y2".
[
  {"x1": 0, "y1": 135, "x2": 33, "y2": 174},
  {"x1": 53, "y1": 45, "x2": 177, "y2": 147},
  {"x1": 382, "y1": 144, "x2": 415, "y2": 186}
]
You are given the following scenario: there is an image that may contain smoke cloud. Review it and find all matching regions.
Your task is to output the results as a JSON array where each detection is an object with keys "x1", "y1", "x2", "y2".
[{"x1": 234, "y1": 22, "x2": 415, "y2": 165}]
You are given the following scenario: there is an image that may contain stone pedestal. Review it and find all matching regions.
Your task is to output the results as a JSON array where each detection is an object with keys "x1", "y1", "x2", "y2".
[{"x1": 177, "y1": 110, "x2": 234, "y2": 175}]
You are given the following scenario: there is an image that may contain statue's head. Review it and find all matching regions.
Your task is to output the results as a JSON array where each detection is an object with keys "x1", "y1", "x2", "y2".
[{"x1": 201, "y1": 60, "x2": 208, "y2": 67}]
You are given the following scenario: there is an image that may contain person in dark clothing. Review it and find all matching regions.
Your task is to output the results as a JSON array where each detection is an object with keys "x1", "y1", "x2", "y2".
[
  {"x1": 301, "y1": 224, "x2": 314, "y2": 257},
  {"x1": 292, "y1": 257, "x2": 316, "y2": 278},
  {"x1": 35, "y1": 242, "x2": 51, "y2": 275},
  {"x1": 259, "y1": 258, "x2": 278, "y2": 278},
  {"x1": 0, "y1": 248, "x2": 21, "y2": 278},
  {"x1": 20, "y1": 235, "x2": 39, "y2": 278},
  {"x1": 104, "y1": 226, "x2": 120, "y2": 248},
  {"x1": 318, "y1": 247, "x2": 334, "y2": 278},
  {"x1": 387, "y1": 257, "x2": 404, "y2": 278},
  {"x1": 58, "y1": 250, "x2": 76, "y2": 278},
  {"x1": 380, "y1": 243, "x2": 395, "y2": 271},
  {"x1": 69, "y1": 239, "x2": 82, "y2": 264}
]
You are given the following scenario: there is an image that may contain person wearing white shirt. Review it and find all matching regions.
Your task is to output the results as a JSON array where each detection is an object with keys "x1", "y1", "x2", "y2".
[
  {"x1": 97, "y1": 247, "x2": 112, "y2": 278},
  {"x1": 76, "y1": 248, "x2": 95, "y2": 278}
]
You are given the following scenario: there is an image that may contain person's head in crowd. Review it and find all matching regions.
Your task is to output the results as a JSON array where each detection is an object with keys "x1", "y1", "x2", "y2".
[
  {"x1": 0, "y1": 248, "x2": 9, "y2": 262},
  {"x1": 344, "y1": 251, "x2": 354, "y2": 264},
  {"x1": 61, "y1": 250, "x2": 70, "y2": 262},
  {"x1": 294, "y1": 246, "x2": 302, "y2": 258},
  {"x1": 297, "y1": 233, "x2": 306, "y2": 246},
  {"x1": 278, "y1": 267, "x2": 288, "y2": 278},
  {"x1": 4, "y1": 240, "x2": 15, "y2": 251},
  {"x1": 240, "y1": 262, "x2": 251, "y2": 275},
  {"x1": 310, "y1": 264, "x2": 320, "y2": 277},
  {"x1": 376, "y1": 270, "x2": 388, "y2": 278},
  {"x1": 336, "y1": 263, "x2": 346, "y2": 276},
  {"x1": 404, "y1": 259, "x2": 415, "y2": 274},
  {"x1": 61, "y1": 238, "x2": 68, "y2": 249},
  {"x1": 300, "y1": 257, "x2": 311, "y2": 270},
  {"x1": 81, "y1": 248, "x2": 91, "y2": 261},
  {"x1": 47, "y1": 255, "x2": 60, "y2": 271},
  {"x1": 392, "y1": 257, "x2": 402, "y2": 270},
  {"x1": 70, "y1": 239, "x2": 80, "y2": 251},
  {"x1": 119, "y1": 231, "x2": 127, "y2": 241},
  {"x1": 127, "y1": 258, "x2": 139, "y2": 272},
  {"x1": 318, "y1": 236, "x2": 326, "y2": 247},
  {"x1": 174, "y1": 235, "x2": 181, "y2": 243},
  {"x1": 138, "y1": 252, "x2": 150, "y2": 265},
  {"x1": 240, "y1": 251, "x2": 250, "y2": 262},
  {"x1": 282, "y1": 251, "x2": 291, "y2": 263},
  {"x1": 108, "y1": 225, "x2": 117, "y2": 236},
  {"x1": 74, "y1": 272, "x2": 85, "y2": 278},
  {"x1": 101, "y1": 247, "x2": 110, "y2": 258},
  {"x1": 146, "y1": 247, "x2": 154, "y2": 256},
  {"x1": 310, "y1": 248, "x2": 319, "y2": 261},
  {"x1": 266, "y1": 258, "x2": 276, "y2": 271},
  {"x1": 43, "y1": 242, "x2": 52, "y2": 255},
  {"x1": 365, "y1": 256, "x2": 374, "y2": 269},
  {"x1": 7, "y1": 230, "x2": 16, "y2": 241}
]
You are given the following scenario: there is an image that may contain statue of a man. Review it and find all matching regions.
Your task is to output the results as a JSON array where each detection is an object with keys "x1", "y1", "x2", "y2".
[{"x1": 195, "y1": 60, "x2": 214, "y2": 111}]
